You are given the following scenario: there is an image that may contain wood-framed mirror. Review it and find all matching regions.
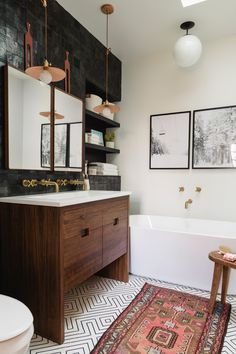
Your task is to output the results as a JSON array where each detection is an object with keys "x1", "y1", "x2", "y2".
[
  {"x1": 4, "y1": 65, "x2": 84, "y2": 172},
  {"x1": 5, "y1": 65, "x2": 52, "y2": 170}
]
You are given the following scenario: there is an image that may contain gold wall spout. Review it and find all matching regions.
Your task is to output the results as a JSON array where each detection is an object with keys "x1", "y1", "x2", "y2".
[
  {"x1": 179, "y1": 186, "x2": 184, "y2": 192},
  {"x1": 185, "y1": 198, "x2": 192, "y2": 209},
  {"x1": 39, "y1": 179, "x2": 59, "y2": 193},
  {"x1": 195, "y1": 186, "x2": 202, "y2": 192}
]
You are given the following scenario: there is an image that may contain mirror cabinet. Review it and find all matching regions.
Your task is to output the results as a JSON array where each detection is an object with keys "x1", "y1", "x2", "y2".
[{"x1": 5, "y1": 65, "x2": 83, "y2": 172}]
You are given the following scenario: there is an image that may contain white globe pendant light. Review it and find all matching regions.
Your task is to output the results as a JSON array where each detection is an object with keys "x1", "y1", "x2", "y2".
[{"x1": 174, "y1": 21, "x2": 202, "y2": 68}]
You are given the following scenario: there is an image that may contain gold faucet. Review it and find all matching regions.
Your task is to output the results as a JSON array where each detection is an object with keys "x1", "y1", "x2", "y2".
[
  {"x1": 195, "y1": 186, "x2": 202, "y2": 192},
  {"x1": 185, "y1": 198, "x2": 192, "y2": 209},
  {"x1": 22, "y1": 179, "x2": 60, "y2": 193},
  {"x1": 39, "y1": 179, "x2": 60, "y2": 193},
  {"x1": 69, "y1": 179, "x2": 85, "y2": 189},
  {"x1": 179, "y1": 186, "x2": 184, "y2": 192},
  {"x1": 56, "y1": 178, "x2": 85, "y2": 188}
]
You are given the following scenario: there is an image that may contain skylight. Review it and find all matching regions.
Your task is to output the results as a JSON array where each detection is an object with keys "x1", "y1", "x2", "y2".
[{"x1": 181, "y1": 0, "x2": 206, "y2": 7}]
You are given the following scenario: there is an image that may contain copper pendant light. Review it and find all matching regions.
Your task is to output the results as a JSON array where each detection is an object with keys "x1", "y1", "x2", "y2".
[
  {"x1": 25, "y1": 0, "x2": 66, "y2": 84},
  {"x1": 94, "y1": 4, "x2": 120, "y2": 115},
  {"x1": 40, "y1": 111, "x2": 64, "y2": 120}
]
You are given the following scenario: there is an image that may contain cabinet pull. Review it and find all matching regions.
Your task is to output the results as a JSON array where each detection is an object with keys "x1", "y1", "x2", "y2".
[
  {"x1": 80, "y1": 228, "x2": 89, "y2": 237},
  {"x1": 113, "y1": 217, "x2": 119, "y2": 226}
]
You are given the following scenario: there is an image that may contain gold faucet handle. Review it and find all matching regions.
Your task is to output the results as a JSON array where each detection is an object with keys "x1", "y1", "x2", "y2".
[
  {"x1": 56, "y1": 179, "x2": 68, "y2": 186},
  {"x1": 179, "y1": 186, "x2": 184, "y2": 192},
  {"x1": 69, "y1": 179, "x2": 83, "y2": 185},
  {"x1": 195, "y1": 187, "x2": 202, "y2": 192},
  {"x1": 31, "y1": 179, "x2": 38, "y2": 187},
  {"x1": 22, "y1": 179, "x2": 31, "y2": 187},
  {"x1": 39, "y1": 179, "x2": 47, "y2": 186},
  {"x1": 22, "y1": 179, "x2": 38, "y2": 188}
]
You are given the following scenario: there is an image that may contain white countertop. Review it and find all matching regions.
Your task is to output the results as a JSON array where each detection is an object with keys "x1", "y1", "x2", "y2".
[{"x1": 0, "y1": 190, "x2": 131, "y2": 207}]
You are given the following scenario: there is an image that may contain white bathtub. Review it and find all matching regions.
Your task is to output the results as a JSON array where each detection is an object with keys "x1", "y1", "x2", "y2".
[{"x1": 130, "y1": 215, "x2": 236, "y2": 294}]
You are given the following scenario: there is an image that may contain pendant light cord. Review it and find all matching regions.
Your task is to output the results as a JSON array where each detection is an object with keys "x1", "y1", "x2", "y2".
[
  {"x1": 41, "y1": 0, "x2": 48, "y2": 60},
  {"x1": 45, "y1": 2, "x2": 48, "y2": 59},
  {"x1": 105, "y1": 12, "x2": 109, "y2": 103}
]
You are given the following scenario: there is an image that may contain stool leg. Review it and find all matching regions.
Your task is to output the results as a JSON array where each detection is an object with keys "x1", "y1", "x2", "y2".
[
  {"x1": 221, "y1": 266, "x2": 230, "y2": 304},
  {"x1": 209, "y1": 263, "x2": 222, "y2": 314}
]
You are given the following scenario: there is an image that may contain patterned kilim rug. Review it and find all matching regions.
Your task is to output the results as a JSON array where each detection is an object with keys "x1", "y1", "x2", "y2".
[{"x1": 91, "y1": 283, "x2": 231, "y2": 354}]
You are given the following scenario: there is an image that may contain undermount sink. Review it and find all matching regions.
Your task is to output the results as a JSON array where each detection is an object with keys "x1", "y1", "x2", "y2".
[{"x1": 0, "y1": 190, "x2": 131, "y2": 207}]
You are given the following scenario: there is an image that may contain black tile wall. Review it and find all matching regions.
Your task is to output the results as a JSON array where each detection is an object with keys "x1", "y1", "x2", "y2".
[
  {"x1": 89, "y1": 176, "x2": 121, "y2": 191},
  {"x1": 0, "y1": 0, "x2": 122, "y2": 196}
]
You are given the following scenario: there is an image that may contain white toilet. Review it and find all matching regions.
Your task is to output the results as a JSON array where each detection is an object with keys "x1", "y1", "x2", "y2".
[{"x1": 0, "y1": 295, "x2": 34, "y2": 354}]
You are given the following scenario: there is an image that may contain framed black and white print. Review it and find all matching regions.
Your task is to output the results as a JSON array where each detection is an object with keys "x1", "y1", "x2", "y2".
[
  {"x1": 150, "y1": 111, "x2": 191, "y2": 169},
  {"x1": 41, "y1": 124, "x2": 50, "y2": 168},
  {"x1": 54, "y1": 123, "x2": 68, "y2": 168},
  {"x1": 193, "y1": 105, "x2": 236, "y2": 169},
  {"x1": 69, "y1": 122, "x2": 83, "y2": 168}
]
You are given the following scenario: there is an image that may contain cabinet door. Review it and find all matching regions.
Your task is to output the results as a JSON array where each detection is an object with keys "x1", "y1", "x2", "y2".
[
  {"x1": 64, "y1": 227, "x2": 102, "y2": 292},
  {"x1": 102, "y1": 198, "x2": 128, "y2": 267},
  {"x1": 63, "y1": 204, "x2": 102, "y2": 292}
]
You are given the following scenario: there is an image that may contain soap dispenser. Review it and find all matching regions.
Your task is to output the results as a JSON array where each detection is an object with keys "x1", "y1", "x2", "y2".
[{"x1": 84, "y1": 160, "x2": 90, "y2": 191}]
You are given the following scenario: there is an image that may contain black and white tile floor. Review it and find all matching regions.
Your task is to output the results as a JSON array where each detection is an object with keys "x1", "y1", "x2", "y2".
[{"x1": 29, "y1": 275, "x2": 236, "y2": 354}]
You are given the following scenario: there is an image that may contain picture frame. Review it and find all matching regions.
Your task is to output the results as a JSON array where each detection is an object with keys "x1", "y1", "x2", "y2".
[
  {"x1": 150, "y1": 111, "x2": 191, "y2": 169},
  {"x1": 69, "y1": 122, "x2": 83, "y2": 168},
  {"x1": 193, "y1": 105, "x2": 236, "y2": 169}
]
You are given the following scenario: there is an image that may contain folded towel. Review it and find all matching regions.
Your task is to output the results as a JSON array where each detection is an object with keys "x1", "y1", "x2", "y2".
[
  {"x1": 96, "y1": 171, "x2": 119, "y2": 176},
  {"x1": 93, "y1": 166, "x2": 118, "y2": 172},
  {"x1": 89, "y1": 162, "x2": 118, "y2": 169}
]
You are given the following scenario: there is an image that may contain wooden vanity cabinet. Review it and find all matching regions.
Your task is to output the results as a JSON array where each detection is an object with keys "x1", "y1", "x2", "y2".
[{"x1": 0, "y1": 196, "x2": 129, "y2": 344}]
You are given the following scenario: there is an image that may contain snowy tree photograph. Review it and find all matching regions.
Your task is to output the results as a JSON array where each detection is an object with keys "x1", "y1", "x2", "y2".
[
  {"x1": 41, "y1": 124, "x2": 50, "y2": 168},
  {"x1": 54, "y1": 124, "x2": 68, "y2": 167},
  {"x1": 193, "y1": 106, "x2": 236, "y2": 168},
  {"x1": 150, "y1": 111, "x2": 190, "y2": 169}
]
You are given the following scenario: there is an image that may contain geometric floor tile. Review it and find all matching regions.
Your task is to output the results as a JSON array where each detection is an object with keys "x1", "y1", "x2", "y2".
[{"x1": 29, "y1": 275, "x2": 236, "y2": 354}]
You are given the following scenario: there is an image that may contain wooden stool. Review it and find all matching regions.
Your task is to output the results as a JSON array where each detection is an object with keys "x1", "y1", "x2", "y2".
[{"x1": 208, "y1": 251, "x2": 236, "y2": 314}]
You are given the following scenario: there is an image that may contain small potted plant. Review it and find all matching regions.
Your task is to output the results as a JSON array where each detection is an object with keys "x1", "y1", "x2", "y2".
[{"x1": 105, "y1": 131, "x2": 115, "y2": 148}]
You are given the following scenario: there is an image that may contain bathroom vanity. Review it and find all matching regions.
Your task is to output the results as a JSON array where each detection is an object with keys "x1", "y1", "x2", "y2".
[{"x1": 0, "y1": 191, "x2": 130, "y2": 344}]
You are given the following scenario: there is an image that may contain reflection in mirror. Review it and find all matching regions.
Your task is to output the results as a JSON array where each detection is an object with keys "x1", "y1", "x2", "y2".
[
  {"x1": 54, "y1": 88, "x2": 83, "y2": 171},
  {"x1": 7, "y1": 66, "x2": 51, "y2": 170}
]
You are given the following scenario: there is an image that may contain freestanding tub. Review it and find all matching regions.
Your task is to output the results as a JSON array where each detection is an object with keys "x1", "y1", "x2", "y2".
[{"x1": 130, "y1": 215, "x2": 236, "y2": 294}]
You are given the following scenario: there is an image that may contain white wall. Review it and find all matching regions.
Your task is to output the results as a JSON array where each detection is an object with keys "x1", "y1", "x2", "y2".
[{"x1": 111, "y1": 35, "x2": 236, "y2": 222}]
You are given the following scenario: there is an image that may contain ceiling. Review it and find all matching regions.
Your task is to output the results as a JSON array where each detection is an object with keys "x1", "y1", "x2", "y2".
[{"x1": 57, "y1": 0, "x2": 236, "y2": 62}]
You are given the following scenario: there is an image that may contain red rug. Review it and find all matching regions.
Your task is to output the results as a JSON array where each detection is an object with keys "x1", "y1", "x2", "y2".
[{"x1": 92, "y1": 283, "x2": 231, "y2": 354}]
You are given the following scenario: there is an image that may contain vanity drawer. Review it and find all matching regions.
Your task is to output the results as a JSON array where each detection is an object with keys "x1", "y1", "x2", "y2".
[
  {"x1": 103, "y1": 198, "x2": 128, "y2": 226},
  {"x1": 63, "y1": 204, "x2": 102, "y2": 239},
  {"x1": 64, "y1": 227, "x2": 102, "y2": 291},
  {"x1": 102, "y1": 217, "x2": 128, "y2": 267}
]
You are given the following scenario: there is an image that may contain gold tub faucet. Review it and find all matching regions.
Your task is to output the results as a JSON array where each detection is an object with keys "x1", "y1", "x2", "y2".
[{"x1": 185, "y1": 198, "x2": 193, "y2": 209}]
